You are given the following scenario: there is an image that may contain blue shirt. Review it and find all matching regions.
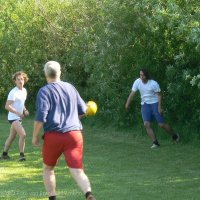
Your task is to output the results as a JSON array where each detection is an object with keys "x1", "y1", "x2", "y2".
[{"x1": 35, "y1": 81, "x2": 87, "y2": 133}]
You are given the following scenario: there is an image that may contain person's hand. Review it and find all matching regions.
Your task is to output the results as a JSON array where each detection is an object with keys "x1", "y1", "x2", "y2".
[
  {"x1": 32, "y1": 135, "x2": 40, "y2": 148},
  {"x1": 158, "y1": 106, "x2": 164, "y2": 115},
  {"x1": 125, "y1": 103, "x2": 129, "y2": 110},
  {"x1": 17, "y1": 112, "x2": 24, "y2": 119},
  {"x1": 79, "y1": 114, "x2": 85, "y2": 119},
  {"x1": 24, "y1": 110, "x2": 29, "y2": 116}
]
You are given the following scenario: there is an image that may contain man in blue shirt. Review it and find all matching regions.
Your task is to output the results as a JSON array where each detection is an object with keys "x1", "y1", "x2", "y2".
[{"x1": 32, "y1": 61, "x2": 96, "y2": 200}]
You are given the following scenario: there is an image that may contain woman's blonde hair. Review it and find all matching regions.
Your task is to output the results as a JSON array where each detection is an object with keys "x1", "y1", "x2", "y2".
[{"x1": 12, "y1": 71, "x2": 29, "y2": 83}]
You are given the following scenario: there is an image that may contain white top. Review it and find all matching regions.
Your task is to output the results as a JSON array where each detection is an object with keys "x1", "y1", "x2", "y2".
[
  {"x1": 132, "y1": 78, "x2": 161, "y2": 105},
  {"x1": 7, "y1": 87, "x2": 27, "y2": 120}
]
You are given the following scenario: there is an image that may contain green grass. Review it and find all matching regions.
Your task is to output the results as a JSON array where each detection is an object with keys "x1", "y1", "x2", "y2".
[{"x1": 0, "y1": 115, "x2": 200, "y2": 200}]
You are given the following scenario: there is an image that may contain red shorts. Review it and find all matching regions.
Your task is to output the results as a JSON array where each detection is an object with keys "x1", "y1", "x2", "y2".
[{"x1": 42, "y1": 131, "x2": 83, "y2": 169}]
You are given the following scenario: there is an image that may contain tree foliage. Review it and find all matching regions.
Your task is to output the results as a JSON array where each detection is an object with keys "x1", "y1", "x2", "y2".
[{"x1": 0, "y1": 0, "x2": 199, "y2": 127}]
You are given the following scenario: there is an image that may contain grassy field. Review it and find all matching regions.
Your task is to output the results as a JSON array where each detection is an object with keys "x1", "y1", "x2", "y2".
[{"x1": 0, "y1": 115, "x2": 200, "y2": 200}]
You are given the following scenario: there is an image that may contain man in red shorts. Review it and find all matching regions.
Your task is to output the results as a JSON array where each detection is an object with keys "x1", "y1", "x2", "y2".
[{"x1": 32, "y1": 61, "x2": 96, "y2": 200}]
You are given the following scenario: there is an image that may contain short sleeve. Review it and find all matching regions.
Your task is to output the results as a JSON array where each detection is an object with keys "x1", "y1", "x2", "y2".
[
  {"x1": 152, "y1": 81, "x2": 161, "y2": 93},
  {"x1": 35, "y1": 88, "x2": 50, "y2": 122},
  {"x1": 7, "y1": 90, "x2": 15, "y2": 101},
  {"x1": 131, "y1": 79, "x2": 140, "y2": 92}
]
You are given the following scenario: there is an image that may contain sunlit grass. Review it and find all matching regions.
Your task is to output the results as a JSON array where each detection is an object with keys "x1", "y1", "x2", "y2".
[{"x1": 0, "y1": 115, "x2": 200, "y2": 200}]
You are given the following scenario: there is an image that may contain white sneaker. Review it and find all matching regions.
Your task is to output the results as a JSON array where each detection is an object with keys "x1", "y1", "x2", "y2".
[{"x1": 151, "y1": 143, "x2": 160, "y2": 149}]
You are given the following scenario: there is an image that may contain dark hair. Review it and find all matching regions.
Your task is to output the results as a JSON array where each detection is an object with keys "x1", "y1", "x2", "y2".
[{"x1": 140, "y1": 69, "x2": 151, "y2": 80}]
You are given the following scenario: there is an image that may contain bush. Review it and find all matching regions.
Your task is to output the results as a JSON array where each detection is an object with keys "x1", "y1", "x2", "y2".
[{"x1": 0, "y1": 0, "x2": 199, "y2": 129}]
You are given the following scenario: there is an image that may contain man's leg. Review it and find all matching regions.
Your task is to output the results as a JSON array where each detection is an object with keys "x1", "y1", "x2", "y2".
[
  {"x1": 141, "y1": 103, "x2": 160, "y2": 146},
  {"x1": 144, "y1": 121, "x2": 160, "y2": 148},
  {"x1": 69, "y1": 168, "x2": 91, "y2": 193},
  {"x1": 144, "y1": 121, "x2": 156, "y2": 141},
  {"x1": 12, "y1": 120, "x2": 26, "y2": 161},
  {"x1": 12, "y1": 121, "x2": 26, "y2": 153},
  {"x1": 1, "y1": 125, "x2": 17, "y2": 158},
  {"x1": 158, "y1": 123, "x2": 179, "y2": 142},
  {"x1": 43, "y1": 164, "x2": 56, "y2": 199},
  {"x1": 65, "y1": 131, "x2": 96, "y2": 199},
  {"x1": 69, "y1": 168, "x2": 95, "y2": 199},
  {"x1": 151, "y1": 102, "x2": 179, "y2": 142},
  {"x1": 158, "y1": 123, "x2": 175, "y2": 134}
]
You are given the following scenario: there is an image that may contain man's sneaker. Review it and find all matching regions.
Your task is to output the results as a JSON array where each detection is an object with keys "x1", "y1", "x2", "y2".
[
  {"x1": 86, "y1": 194, "x2": 96, "y2": 200},
  {"x1": 151, "y1": 143, "x2": 160, "y2": 149},
  {"x1": 151, "y1": 140, "x2": 160, "y2": 149},
  {"x1": 0, "y1": 154, "x2": 10, "y2": 160},
  {"x1": 19, "y1": 155, "x2": 26, "y2": 161},
  {"x1": 172, "y1": 133, "x2": 180, "y2": 143}
]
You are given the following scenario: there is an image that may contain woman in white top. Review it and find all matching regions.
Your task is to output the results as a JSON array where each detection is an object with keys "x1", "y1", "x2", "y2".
[{"x1": 1, "y1": 71, "x2": 29, "y2": 161}]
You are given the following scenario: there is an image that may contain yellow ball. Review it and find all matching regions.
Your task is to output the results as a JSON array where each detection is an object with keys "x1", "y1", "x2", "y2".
[{"x1": 86, "y1": 101, "x2": 97, "y2": 116}]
